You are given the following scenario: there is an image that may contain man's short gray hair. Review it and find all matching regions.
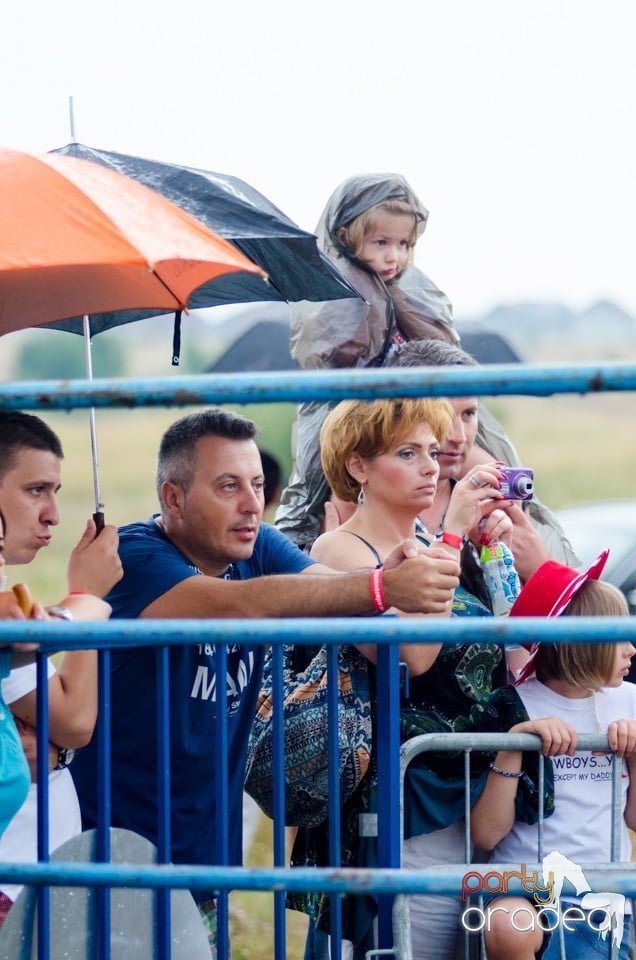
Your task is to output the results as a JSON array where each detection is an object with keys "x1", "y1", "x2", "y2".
[
  {"x1": 389, "y1": 339, "x2": 478, "y2": 368},
  {"x1": 155, "y1": 408, "x2": 259, "y2": 502}
]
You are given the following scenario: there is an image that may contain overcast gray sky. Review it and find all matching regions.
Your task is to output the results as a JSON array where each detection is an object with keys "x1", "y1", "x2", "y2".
[{"x1": 3, "y1": 0, "x2": 635, "y2": 320}]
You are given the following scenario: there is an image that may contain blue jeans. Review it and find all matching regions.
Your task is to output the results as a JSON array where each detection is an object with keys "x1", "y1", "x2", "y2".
[{"x1": 543, "y1": 912, "x2": 631, "y2": 960}]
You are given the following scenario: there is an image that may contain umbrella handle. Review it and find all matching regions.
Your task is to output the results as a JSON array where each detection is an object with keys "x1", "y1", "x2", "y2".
[{"x1": 93, "y1": 511, "x2": 105, "y2": 535}]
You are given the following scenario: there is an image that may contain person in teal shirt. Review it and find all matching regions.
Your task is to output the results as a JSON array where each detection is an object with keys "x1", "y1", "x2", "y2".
[{"x1": 0, "y1": 508, "x2": 31, "y2": 840}]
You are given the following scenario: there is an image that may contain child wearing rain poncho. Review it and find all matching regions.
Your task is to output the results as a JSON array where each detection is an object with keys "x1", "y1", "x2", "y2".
[
  {"x1": 274, "y1": 172, "x2": 458, "y2": 548},
  {"x1": 275, "y1": 172, "x2": 578, "y2": 567}
]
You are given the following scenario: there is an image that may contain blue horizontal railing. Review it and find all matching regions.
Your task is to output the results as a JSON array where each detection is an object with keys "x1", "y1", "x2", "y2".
[
  {"x1": 1, "y1": 362, "x2": 636, "y2": 410},
  {"x1": 1, "y1": 863, "x2": 636, "y2": 898},
  {"x1": 1, "y1": 615, "x2": 636, "y2": 651}
]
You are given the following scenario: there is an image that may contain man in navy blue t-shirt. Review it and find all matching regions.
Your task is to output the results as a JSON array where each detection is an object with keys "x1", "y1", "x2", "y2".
[{"x1": 71, "y1": 408, "x2": 459, "y2": 943}]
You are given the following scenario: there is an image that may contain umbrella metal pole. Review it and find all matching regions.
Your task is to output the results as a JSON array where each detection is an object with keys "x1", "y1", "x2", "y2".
[{"x1": 83, "y1": 315, "x2": 105, "y2": 532}]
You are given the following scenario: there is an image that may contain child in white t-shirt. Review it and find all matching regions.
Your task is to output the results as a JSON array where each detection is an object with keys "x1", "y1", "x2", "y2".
[
  {"x1": 470, "y1": 550, "x2": 635, "y2": 960},
  {"x1": 0, "y1": 661, "x2": 82, "y2": 909}
]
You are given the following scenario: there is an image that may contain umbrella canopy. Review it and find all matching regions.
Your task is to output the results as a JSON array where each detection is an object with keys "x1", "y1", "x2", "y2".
[
  {"x1": 49, "y1": 142, "x2": 360, "y2": 335},
  {"x1": 0, "y1": 148, "x2": 266, "y2": 336},
  {"x1": 0, "y1": 147, "x2": 267, "y2": 527}
]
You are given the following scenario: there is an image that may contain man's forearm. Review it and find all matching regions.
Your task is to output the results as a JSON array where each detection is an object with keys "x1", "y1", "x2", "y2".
[
  {"x1": 142, "y1": 555, "x2": 459, "y2": 620},
  {"x1": 143, "y1": 571, "x2": 376, "y2": 619}
]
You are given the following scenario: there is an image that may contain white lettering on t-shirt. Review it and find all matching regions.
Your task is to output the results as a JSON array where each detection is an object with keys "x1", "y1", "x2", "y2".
[
  {"x1": 191, "y1": 666, "x2": 217, "y2": 701},
  {"x1": 190, "y1": 649, "x2": 255, "y2": 704},
  {"x1": 552, "y1": 752, "x2": 616, "y2": 784}
]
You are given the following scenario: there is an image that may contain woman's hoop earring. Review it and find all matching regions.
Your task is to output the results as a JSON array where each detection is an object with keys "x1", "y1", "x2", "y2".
[{"x1": 357, "y1": 487, "x2": 366, "y2": 505}]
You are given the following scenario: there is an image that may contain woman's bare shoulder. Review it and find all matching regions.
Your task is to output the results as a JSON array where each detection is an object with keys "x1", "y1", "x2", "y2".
[{"x1": 310, "y1": 529, "x2": 373, "y2": 571}]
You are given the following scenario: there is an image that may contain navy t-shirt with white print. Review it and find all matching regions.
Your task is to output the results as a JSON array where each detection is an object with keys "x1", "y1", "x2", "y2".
[{"x1": 71, "y1": 517, "x2": 314, "y2": 900}]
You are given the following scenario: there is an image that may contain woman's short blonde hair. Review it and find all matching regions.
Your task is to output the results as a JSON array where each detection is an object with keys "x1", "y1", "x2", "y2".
[
  {"x1": 340, "y1": 200, "x2": 419, "y2": 262},
  {"x1": 320, "y1": 398, "x2": 454, "y2": 502},
  {"x1": 535, "y1": 580, "x2": 629, "y2": 689}
]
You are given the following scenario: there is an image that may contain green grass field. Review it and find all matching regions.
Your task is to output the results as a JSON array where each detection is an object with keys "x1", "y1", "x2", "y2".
[{"x1": 230, "y1": 815, "x2": 308, "y2": 958}]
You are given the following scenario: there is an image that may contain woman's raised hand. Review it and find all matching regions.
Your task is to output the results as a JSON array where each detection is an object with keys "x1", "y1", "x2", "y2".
[{"x1": 443, "y1": 463, "x2": 506, "y2": 540}]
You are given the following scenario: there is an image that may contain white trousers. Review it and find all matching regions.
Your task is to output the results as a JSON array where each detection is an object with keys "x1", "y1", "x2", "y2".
[{"x1": 402, "y1": 820, "x2": 469, "y2": 960}]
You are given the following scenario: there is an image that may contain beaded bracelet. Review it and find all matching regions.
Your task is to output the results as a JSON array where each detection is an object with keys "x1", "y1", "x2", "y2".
[
  {"x1": 369, "y1": 567, "x2": 388, "y2": 613},
  {"x1": 489, "y1": 762, "x2": 523, "y2": 779}
]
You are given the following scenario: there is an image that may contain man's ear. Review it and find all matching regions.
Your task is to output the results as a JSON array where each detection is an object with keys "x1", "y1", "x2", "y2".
[
  {"x1": 346, "y1": 453, "x2": 367, "y2": 485},
  {"x1": 162, "y1": 481, "x2": 184, "y2": 518}
]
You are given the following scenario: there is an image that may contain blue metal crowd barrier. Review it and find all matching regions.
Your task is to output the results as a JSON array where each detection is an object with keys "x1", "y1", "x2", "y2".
[
  {"x1": 1, "y1": 363, "x2": 635, "y2": 960},
  {"x1": 396, "y1": 732, "x2": 630, "y2": 960}
]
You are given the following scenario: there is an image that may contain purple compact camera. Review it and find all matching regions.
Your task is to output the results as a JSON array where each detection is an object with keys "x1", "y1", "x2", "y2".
[{"x1": 499, "y1": 466, "x2": 534, "y2": 501}]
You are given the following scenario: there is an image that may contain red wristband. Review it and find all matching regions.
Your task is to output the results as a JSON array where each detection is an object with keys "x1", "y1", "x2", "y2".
[
  {"x1": 68, "y1": 591, "x2": 90, "y2": 597},
  {"x1": 369, "y1": 567, "x2": 388, "y2": 613},
  {"x1": 441, "y1": 531, "x2": 463, "y2": 550}
]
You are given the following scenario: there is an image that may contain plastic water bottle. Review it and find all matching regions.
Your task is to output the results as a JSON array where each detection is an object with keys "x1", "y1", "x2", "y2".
[{"x1": 480, "y1": 541, "x2": 521, "y2": 617}]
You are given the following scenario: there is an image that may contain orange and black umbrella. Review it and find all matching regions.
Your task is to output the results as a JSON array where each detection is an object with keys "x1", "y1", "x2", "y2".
[
  {"x1": 0, "y1": 147, "x2": 266, "y2": 334},
  {"x1": 0, "y1": 147, "x2": 267, "y2": 526},
  {"x1": 51, "y1": 141, "x2": 359, "y2": 332}
]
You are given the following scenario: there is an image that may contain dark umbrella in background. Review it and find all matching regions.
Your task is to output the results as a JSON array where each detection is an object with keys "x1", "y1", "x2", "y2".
[
  {"x1": 209, "y1": 319, "x2": 296, "y2": 373},
  {"x1": 458, "y1": 329, "x2": 523, "y2": 364},
  {"x1": 207, "y1": 304, "x2": 297, "y2": 373},
  {"x1": 49, "y1": 142, "x2": 360, "y2": 361}
]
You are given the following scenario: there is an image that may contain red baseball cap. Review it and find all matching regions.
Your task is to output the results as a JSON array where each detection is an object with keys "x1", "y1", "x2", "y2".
[{"x1": 511, "y1": 549, "x2": 610, "y2": 685}]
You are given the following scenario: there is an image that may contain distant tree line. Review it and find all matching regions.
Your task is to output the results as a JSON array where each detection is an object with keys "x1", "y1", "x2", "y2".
[{"x1": 15, "y1": 332, "x2": 125, "y2": 380}]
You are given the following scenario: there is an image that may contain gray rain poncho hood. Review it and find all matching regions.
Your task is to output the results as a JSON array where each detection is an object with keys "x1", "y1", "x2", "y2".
[
  {"x1": 317, "y1": 172, "x2": 430, "y2": 259},
  {"x1": 289, "y1": 173, "x2": 457, "y2": 371}
]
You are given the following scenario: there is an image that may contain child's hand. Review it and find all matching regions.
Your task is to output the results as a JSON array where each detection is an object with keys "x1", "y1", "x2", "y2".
[
  {"x1": 606, "y1": 719, "x2": 636, "y2": 757},
  {"x1": 322, "y1": 500, "x2": 343, "y2": 534},
  {"x1": 510, "y1": 717, "x2": 578, "y2": 756},
  {"x1": 0, "y1": 590, "x2": 26, "y2": 620},
  {"x1": 321, "y1": 496, "x2": 356, "y2": 534}
]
